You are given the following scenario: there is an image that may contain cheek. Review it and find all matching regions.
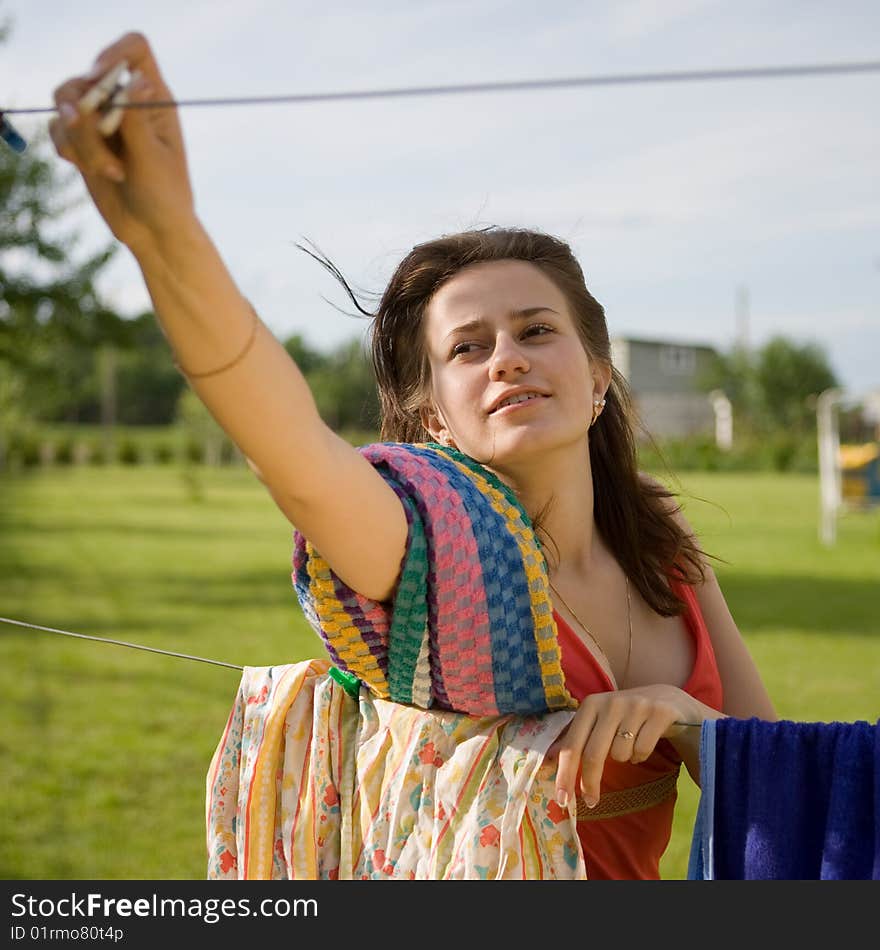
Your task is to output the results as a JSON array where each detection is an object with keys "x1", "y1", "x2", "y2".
[
  {"x1": 563, "y1": 353, "x2": 594, "y2": 392},
  {"x1": 426, "y1": 368, "x2": 471, "y2": 428},
  {"x1": 432, "y1": 365, "x2": 477, "y2": 405}
]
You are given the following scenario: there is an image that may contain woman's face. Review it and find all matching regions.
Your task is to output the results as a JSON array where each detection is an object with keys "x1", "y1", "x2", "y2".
[{"x1": 420, "y1": 259, "x2": 610, "y2": 469}]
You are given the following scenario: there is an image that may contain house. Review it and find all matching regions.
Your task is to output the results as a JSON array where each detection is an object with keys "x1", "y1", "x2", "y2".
[{"x1": 610, "y1": 336, "x2": 718, "y2": 440}]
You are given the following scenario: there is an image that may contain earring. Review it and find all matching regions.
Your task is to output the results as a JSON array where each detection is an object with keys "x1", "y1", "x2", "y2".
[{"x1": 590, "y1": 396, "x2": 606, "y2": 428}]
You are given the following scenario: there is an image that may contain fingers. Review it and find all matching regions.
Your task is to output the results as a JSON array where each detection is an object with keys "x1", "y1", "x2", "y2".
[
  {"x1": 50, "y1": 33, "x2": 170, "y2": 184},
  {"x1": 629, "y1": 717, "x2": 667, "y2": 764},
  {"x1": 574, "y1": 706, "x2": 622, "y2": 805},
  {"x1": 553, "y1": 690, "x2": 684, "y2": 811},
  {"x1": 51, "y1": 77, "x2": 124, "y2": 182},
  {"x1": 86, "y1": 32, "x2": 170, "y2": 96},
  {"x1": 78, "y1": 60, "x2": 129, "y2": 116},
  {"x1": 114, "y1": 68, "x2": 174, "y2": 154},
  {"x1": 45, "y1": 32, "x2": 194, "y2": 252},
  {"x1": 611, "y1": 725, "x2": 640, "y2": 763},
  {"x1": 554, "y1": 703, "x2": 598, "y2": 808},
  {"x1": 97, "y1": 82, "x2": 131, "y2": 138}
]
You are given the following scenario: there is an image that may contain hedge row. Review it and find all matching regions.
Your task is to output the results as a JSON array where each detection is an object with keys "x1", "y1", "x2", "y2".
[
  {"x1": 637, "y1": 433, "x2": 820, "y2": 474},
  {"x1": 1, "y1": 428, "x2": 820, "y2": 474},
  {"x1": 0, "y1": 431, "x2": 242, "y2": 470}
]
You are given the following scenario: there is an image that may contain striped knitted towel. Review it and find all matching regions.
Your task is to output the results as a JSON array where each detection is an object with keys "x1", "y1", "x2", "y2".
[{"x1": 292, "y1": 442, "x2": 577, "y2": 718}]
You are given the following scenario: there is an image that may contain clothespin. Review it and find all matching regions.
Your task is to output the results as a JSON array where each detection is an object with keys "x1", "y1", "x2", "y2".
[
  {"x1": 0, "y1": 111, "x2": 27, "y2": 153},
  {"x1": 2, "y1": 59, "x2": 134, "y2": 154},
  {"x1": 77, "y1": 59, "x2": 135, "y2": 137},
  {"x1": 328, "y1": 665, "x2": 362, "y2": 700}
]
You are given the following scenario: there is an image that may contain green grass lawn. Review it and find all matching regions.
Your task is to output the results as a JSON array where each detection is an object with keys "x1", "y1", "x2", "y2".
[
  {"x1": 657, "y1": 470, "x2": 880, "y2": 877},
  {"x1": 0, "y1": 464, "x2": 877, "y2": 880}
]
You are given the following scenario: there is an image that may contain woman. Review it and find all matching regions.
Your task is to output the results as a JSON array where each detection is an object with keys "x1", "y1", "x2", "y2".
[{"x1": 49, "y1": 33, "x2": 776, "y2": 879}]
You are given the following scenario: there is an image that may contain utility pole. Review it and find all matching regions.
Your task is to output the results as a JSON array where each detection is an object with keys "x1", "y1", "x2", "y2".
[{"x1": 735, "y1": 284, "x2": 750, "y2": 353}]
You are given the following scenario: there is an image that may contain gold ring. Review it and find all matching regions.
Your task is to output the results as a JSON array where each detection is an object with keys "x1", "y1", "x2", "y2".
[{"x1": 617, "y1": 730, "x2": 635, "y2": 740}]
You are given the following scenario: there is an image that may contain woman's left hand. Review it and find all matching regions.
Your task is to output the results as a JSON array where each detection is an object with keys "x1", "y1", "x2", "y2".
[{"x1": 552, "y1": 685, "x2": 717, "y2": 809}]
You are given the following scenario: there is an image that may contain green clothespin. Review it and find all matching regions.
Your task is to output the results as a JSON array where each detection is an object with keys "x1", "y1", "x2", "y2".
[{"x1": 328, "y1": 665, "x2": 362, "y2": 700}]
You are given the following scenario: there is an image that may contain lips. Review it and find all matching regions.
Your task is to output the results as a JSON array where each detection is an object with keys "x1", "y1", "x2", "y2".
[{"x1": 488, "y1": 389, "x2": 550, "y2": 413}]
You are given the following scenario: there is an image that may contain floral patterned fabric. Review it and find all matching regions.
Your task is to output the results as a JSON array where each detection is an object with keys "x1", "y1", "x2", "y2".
[{"x1": 206, "y1": 660, "x2": 586, "y2": 880}]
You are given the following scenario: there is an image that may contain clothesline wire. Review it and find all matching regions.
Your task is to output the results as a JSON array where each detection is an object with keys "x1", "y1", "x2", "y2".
[
  {"x1": 0, "y1": 615, "x2": 243, "y2": 670},
  {"x1": 0, "y1": 615, "x2": 704, "y2": 726},
  {"x1": 4, "y1": 59, "x2": 880, "y2": 116}
]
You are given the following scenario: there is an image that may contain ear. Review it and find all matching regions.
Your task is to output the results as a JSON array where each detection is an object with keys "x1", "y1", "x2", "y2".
[
  {"x1": 592, "y1": 360, "x2": 613, "y2": 401},
  {"x1": 420, "y1": 400, "x2": 453, "y2": 446}
]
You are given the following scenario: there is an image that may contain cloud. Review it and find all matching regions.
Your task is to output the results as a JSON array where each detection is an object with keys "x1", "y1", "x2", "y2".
[{"x1": 6, "y1": 0, "x2": 878, "y2": 394}]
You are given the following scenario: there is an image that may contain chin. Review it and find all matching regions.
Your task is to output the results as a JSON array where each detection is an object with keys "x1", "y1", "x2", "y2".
[{"x1": 466, "y1": 426, "x2": 555, "y2": 469}]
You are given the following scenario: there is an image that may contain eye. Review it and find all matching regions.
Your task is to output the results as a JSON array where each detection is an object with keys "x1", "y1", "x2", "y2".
[
  {"x1": 450, "y1": 340, "x2": 481, "y2": 358},
  {"x1": 523, "y1": 323, "x2": 554, "y2": 338}
]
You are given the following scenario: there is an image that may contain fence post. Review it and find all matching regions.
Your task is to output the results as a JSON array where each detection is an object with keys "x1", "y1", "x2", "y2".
[
  {"x1": 709, "y1": 390, "x2": 733, "y2": 450},
  {"x1": 816, "y1": 387, "x2": 843, "y2": 546}
]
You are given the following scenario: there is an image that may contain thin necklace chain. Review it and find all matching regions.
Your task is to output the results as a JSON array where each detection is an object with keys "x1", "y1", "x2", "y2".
[{"x1": 549, "y1": 575, "x2": 633, "y2": 690}]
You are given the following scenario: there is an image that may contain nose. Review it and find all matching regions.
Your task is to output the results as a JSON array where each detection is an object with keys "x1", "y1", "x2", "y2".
[{"x1": 488, "y1": 332, "x2": 530, "y2": 380}]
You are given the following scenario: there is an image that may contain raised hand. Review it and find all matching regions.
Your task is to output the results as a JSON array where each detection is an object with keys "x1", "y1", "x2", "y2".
[{"x1": 48, "y1": 32, "x2": 194, "y2": 255}]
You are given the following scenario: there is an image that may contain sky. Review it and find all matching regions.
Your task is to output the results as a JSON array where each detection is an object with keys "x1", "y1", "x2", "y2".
[{"x1": 3, "y1": 0, "x2": 879, "y2": 399}]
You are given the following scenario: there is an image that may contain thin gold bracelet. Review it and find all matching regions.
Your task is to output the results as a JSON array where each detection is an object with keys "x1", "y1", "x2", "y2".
[{"x1": 174, "y1": 303, "x2": 261, "y2": 379}]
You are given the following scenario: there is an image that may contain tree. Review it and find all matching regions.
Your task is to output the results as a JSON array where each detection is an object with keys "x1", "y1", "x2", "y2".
[
  {"x1": 1, "y1": 13, "x2": 131, "y2": 443},
  {"x1": 1, "y1": 136, "x2": 118, "y2": 357},
  {"x1": 701, "y1": 344, "x2": 762, "y2": 427},
  {"x1": 282, "y1": 331, "x2": 380, "y2": 434},
  {"x1": 754, "y1": 337, "x2": 839, "y2": 432},
  {"x1": 1, "y1": 118, "x2": 124, "y2": 446},
  {"x1": 282, "y1": 333, "x2": 326, "y2": 375},
  {"x1": 175, "y1": 387, "x2": 231, "y2": 466},
  {"x1": 702, "y1": 336, "x2": 838, "y2": 436},
  {"x1": 100, "y1": 313, "x2": 184, "y2": 426},
  {"x1": 306, "y1": 337, "x2": 380, "y2": 433}
]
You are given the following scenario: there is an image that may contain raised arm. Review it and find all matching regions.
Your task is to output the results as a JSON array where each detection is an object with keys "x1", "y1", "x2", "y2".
[{"x1": 48, "y1": 32, "x2": 407, "y2": 603}]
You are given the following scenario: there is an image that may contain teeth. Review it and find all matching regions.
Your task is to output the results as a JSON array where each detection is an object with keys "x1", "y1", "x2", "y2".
[{"x1": 498, "y1": 392, "x2": 541, "y2": 410}]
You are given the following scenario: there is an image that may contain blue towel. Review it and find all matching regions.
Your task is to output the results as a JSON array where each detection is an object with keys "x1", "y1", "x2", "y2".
[{"x1": 688, "y1": 716, "x2": 880, "y2": 880}]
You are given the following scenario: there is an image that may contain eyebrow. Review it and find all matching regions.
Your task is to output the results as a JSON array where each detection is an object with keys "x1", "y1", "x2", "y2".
[{"x1": 443, "y1": 307, "x2": 559, "y2": 341}]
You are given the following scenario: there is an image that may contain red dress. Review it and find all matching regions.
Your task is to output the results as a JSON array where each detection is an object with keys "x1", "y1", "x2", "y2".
[{"x1": 554, "y1": 578, "x2": 723, "y2": 879}]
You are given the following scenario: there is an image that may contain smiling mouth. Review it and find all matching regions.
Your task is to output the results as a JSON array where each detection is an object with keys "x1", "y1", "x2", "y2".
[{"x1": 491, "y1": 393, "x2": 549, "y2": 413}]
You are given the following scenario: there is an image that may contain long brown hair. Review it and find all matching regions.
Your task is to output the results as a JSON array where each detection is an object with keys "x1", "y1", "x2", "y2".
[{"x1": 303, "y1": 226, "x2": 707, "y2": 616}]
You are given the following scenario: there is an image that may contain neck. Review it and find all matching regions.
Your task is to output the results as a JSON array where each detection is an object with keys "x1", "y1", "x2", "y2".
[{"x1": 490, "y1": 440, "x2": 599, "y2": 576}]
